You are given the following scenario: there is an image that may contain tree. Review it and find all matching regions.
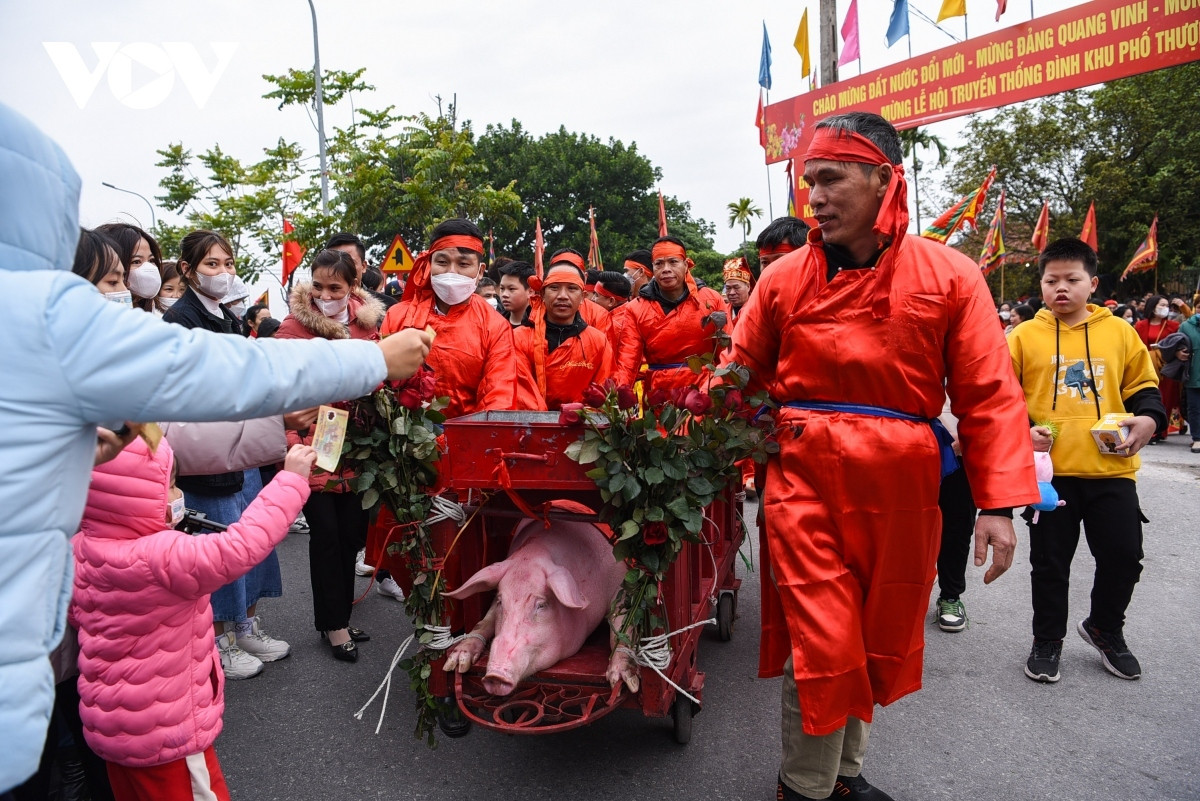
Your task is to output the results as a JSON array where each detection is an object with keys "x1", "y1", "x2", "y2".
[
  {"x1": 899, "y1": 127, "x2": 949, "y2": 231},
  {"x1": 726, "y1": 198, "x2": 763, "y2": 246}
]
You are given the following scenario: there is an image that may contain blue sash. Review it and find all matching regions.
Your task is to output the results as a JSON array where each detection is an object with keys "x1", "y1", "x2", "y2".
[
  {"x1": 781, "y1": 400, "x2": 958, "y2": 479},
  {"x1": 647, "y1": 362, "x2": 686, "y2": 370}
]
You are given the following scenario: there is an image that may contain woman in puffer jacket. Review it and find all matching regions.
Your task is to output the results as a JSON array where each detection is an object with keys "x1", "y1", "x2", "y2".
[
  {"x1": 70, "y1": 438, "x2": 316, "y2": 800},
  {"x1": 275, "y1": 249, "x2": 385, "y2": 663}
]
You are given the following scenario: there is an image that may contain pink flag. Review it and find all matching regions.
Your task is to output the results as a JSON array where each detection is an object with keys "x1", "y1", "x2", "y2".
[
  {"x1": 995, "y1": 0, "x2": 1008, "y2": 21},
  {"x1": 838, "y1": 0, "x2": 860, "y2": 67}
]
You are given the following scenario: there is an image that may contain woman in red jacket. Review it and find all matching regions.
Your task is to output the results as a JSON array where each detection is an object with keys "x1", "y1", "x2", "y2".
[
  {"x1": 275, "y1": 249, "x2": 385, "y2": 662},
  {"x1": 1134, "y1": 294, "x2": 1180, "y2": 443}
]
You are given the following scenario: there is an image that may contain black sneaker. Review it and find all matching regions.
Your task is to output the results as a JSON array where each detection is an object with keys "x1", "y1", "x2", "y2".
[
  {"x1": 1024, "y1": 638, "x2": 1062, "y2": 683},
  {"x1": 777, "y1": 776, "x2": 829, "y2": 801},
  {"x1": 831, "y1": 774, "x2": 895, "y2": 800},
  {"x1": 1077, "y1": 619, "x2": 1141, "y2": 679},
  {"x1": 936, "y1": 597, "x2": 967, "y2": 632}
]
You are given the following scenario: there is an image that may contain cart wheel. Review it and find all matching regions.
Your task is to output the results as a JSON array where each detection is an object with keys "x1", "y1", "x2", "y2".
[
  {"x1": 437, "y1": 698, "x2": 472, "y2": 739},
  {"x1": 671, "y1": 695, "x2": 694, "y2": 744},
  {"x1": 716, "y1": 593, "x2": 735, "y2": 642}
]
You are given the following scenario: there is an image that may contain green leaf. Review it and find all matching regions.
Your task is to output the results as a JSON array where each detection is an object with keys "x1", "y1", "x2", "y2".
[
  {"x1": 585, "y1": 466, "x2": 608, "y2": 480},
  {"x1": 643, "y1": 466, "x2": 665, "y2": 485},
  {"x1": 361, "y1": 488, "x2": 380, "y2": 510},
  {"x1": 608, "y1": 472, "x2": 627, "y2": 493},
  {"x1": 577, "y1": 438, "x2": 601, "y2": 465},
  {"x1": 687, "y1": 476, "x2": 715, "y2": 495},
  {"x1": 645, "y1": 506, "x2": 665, "y2": 522},
  {"x1": 564, "y1": 439, "x2": 584, "y2": 462},
  {"x1": 619, "y1": 519, "x2": 640, "y2": 541},
  {"x1": 666, "y1": 495, "x2": 691, "y2": 520}
]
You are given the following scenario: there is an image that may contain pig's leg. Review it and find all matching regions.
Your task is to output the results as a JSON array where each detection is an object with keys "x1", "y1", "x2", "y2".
[
  {"x1": 443, "y1": 599, "x2": 498, "y2": 673},
  {"x1": 605, "y1": 611, "x2": 641, "y2": 693}
]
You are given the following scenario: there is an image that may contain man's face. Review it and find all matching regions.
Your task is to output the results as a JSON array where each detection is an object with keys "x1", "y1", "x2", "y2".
[
  {"x1": 1040, "y1": 259, "x2": 1098, "y2": 318},
  {"x1": 724, "y1": 279, "x2": 751, "y2": 309},
  {"x1": 430, "y1": 248, "x2": 482, "y2": 279},
  {"x1": 591, "y1": 290, "x2": 619, "y2": 311},
  {"x1": 652, "y1": 254, "x2": 687, "y2": 295},
  {"x1": 758, "y1": 251, "x2": 788, "y2": 269},
  {"x1": 803, "y1": 159, "x2": 887, "y2": 251},
  {"x1": 498, "y1": 274, "x2": 530, "y2": 313},
  {"x1": 476, "y1": 284, "x2": 498, "y2": 300},
  {"x1": 329, "y1": 244, "x2": 366, "y2": 279},
  {"x1": 543, "y1": 281, "x2": 583, "y2": 324}
]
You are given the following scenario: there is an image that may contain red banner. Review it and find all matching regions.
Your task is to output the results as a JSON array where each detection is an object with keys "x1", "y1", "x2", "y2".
[{"x1": 764, "y1": 0, "x2": 1200, "y2": 219}]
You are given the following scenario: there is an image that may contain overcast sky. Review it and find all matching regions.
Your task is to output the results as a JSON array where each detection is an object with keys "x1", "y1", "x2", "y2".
[{"x1": 3, "y1": 0, "x2": 1084, "y2": 266}]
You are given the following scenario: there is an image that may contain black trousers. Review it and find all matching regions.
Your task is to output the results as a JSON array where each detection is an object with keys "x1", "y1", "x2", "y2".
[
  {"x1": 305, "y1": 492, "x2": 369, "y2": 632},
  {"x1": 1028, "y1": 476, "x2": 1144, "y2": 641},
  {"x1": 937, "y1": 466, "x2": 976, "y2": 600}
]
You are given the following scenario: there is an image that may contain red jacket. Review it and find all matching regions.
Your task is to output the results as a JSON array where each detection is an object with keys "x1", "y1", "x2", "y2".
[
  {"x1": 615, "y1": 283, "x2": 728, "y2": 390},
  {"x1": 514, "y1": 322, "x2": 614, "y2": 408}
]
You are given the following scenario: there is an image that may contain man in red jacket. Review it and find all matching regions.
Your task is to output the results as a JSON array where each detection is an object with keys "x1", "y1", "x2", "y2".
[{"x1": 725, "y1": 113, "x2": 1039, "y2": 801}]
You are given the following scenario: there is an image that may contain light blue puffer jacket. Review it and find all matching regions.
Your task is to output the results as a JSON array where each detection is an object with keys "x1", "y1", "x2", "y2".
[{"x1": 0, "y1": 103, "x2": 389, "y2": 791}]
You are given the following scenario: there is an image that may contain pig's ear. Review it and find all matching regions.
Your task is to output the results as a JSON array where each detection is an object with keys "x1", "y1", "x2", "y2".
[
  {"x1": 545, "y1": 568, "x2": 587, "y2": 610},
  {"x1": 443, "y1": 562, "x2": 508, "y2": 599}
]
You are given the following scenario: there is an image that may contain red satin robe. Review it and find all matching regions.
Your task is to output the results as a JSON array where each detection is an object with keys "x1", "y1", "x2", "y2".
[
  {"x1": 380, "y1": 292, "x2": 537, "y2": 418},
  {"x1": 726, "y1": 233, "x2": 1038, "y2": 735},
  {"x1": 615, "y1": 286, "x2": 728, "y2": 391},
  {"x1": 580, "y1": 298, "x2": 614, "y2": 343},
  {"x1": 513, "y1": 324, "x2": 614, "y2": 409},
  {"x1": 607, "y1": 303, "x2": 631, "y2": 352}
]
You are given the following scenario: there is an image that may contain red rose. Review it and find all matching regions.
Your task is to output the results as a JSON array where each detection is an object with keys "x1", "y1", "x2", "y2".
[
  {"x1": 397, "y1": 388, "x2": 424, "y2": 410},
  {"x1": 559, "y1": 402, "x2": 584, "y2": 424},
  {"x1": 642, "y1": 521, "x2": 669, "y2": 546},
  {"x1": 418, "y1": 370, "x2": 438, "y2": 401},
  {"x1": 616, "y1": 385, "x2": 638, "y2": 410},
  {"x1": 647, "y1": 388, "x2": 672, "y2": 409},
  {"x1": 682, "y1": 388, "x2": 713, "y2": 416},
  {"x1": 582, "y1": 383, "x2": 608, "y2": 408},
  {"x1": 722, "y1": 389, "x2": 743, "y2": 411}
]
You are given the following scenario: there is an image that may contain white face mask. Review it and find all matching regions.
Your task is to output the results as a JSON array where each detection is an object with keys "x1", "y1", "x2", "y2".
[
  {"x1": 1154, "y1": 306, "x2": 1169, "y2": 318},
  {"x1": 196, "y1": 271, "x2": 235, "y2": 300},
  {"x1": 169, "y1": 495, "x2": 186, "y2": 526},
  {"x1": 222, "y1": 276, "x2": 248, "y2": 304},
  {"x1": 315, "y1": 296, "x2": 349, "y2": 318},
  {"x1": 430, "y1": 272, "x2": 478, "y2": 306},
  {"x1": 158, "y1": 296, "x2": 179, "y2": 309},
  {"x1": 104, "y1": 290, "x2": 133, "y2": 307},
  {"x1": 999, "y1": 311, "x2": 1011, "y2": 321},
  {"x1": 127, "y1": 262, "x2": 162, "y2": 299}
]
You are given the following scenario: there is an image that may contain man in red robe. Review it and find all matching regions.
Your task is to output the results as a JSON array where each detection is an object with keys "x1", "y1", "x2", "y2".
[
  {"x1": 544, "y1": 249, "x2": 614, "y2": 343},
  {"x1": 514, "y1": 263, "x2": 614, "y2": 409},
  {"x1": 614, "y1": 237, "x2": 728, "y2": 391},
  {"x1": 724, "y1": 114, "x2": 1039, "y2": 801},
  {"x1": 755, "y1": 215, "x2": 809, "y2": 272},
  {"x1": 591, "y1": 271, "x2": 633, "y2": 351},
  {"x1": 721, "y1": 256, "x2": 754, "y2": 333},
  {"x1": 621, "y1": 249, "x2": 653, "y2": 298}
]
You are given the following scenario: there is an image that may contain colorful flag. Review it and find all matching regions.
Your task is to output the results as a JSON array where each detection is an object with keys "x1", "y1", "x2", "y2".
[
  {"x1": 1031, "y1": 199, "x2": 1050, "y2": 254},
  {"x1": 534, "y1": 217, "x2": 544, "y2": 281},
  {"x1": 488, "y1": 228, "x2": 496, "y2": 266},
  {"x1": 838, "y1": 0, "x2": 861, "y2": 67},
  {"x1": 921, "y1": 166, "x2": 997, "y2": 243},
  {"x1": 794, "y1": 9, "x2": 811, "y2": 78},
  {"x1": 1120, "y1": 216, "x2": 1158, "y2": 281},
  {"x1": 937, "y1": 0, "x2": 967, "y2": 22},
  {"x1": 757, "y1": 90, "x2": 767, "y2": 149},
  {"x1": 1080, "y1": 201, "x2": 1099, "y2": 251},
  {"x1": 588, "y1": 206, "x2": 603, "y2": 271},
  {"x1": 978, "y1": 189, "x2": 1007, "y2": 275},
  {"x1": 759, "y1": 21, "x2": 773, "y2": 90},
  {"x1": 887, "y1": 0, "x2": 911, "y2": 48},
  {"x1": 785, "y1": 160, "x2": 797, "y2": 218},
  {"x1": 658, "y1": 190, "x2": 668, "y2": 237},
  {"x1": 995, "y1": 0, "x2": 1008, "y2": 21},
  {"x1": 255, "y1": 289, "x2": 270, "y2": 307},
  {"x1": 281, "y1": 218, "x2": 305, "y2": 285}
]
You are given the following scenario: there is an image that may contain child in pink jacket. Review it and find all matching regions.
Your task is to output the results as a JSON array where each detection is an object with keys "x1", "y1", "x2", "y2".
[{"x1": 69, "y1": 438, "x2": 316, "y2": 801}]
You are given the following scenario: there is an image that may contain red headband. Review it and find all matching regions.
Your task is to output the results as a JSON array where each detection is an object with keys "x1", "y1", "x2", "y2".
[
  {"x1": 803, "y1": 128, "x2": 908, "y2": 319},
  {"x1": 624, "y1": 258, "x2": 652, "y2": 278},
  {"x1": 651, "y1": 241, "x2": 698, "y2": 294},
  {"x1": 542, "y1": 264, "x2": 585, "y2": 289},
  {"x1": 593, "y1": 283, "x2": 625, "y2": 302},
  {"x1": 758, "y1": 242, "x2": 798, "y2": 256},
  {"x1": 401, "y1": 234, "x2": 485, "y2": 302},
  {"x1": 549, "y1": 252, "x2": 586, "y2": 272}
]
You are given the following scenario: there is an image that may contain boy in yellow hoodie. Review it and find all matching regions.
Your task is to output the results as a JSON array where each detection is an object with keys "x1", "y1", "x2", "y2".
[{"x1": 1008, "y1": 238, "x2": 1165, "y2": 683}]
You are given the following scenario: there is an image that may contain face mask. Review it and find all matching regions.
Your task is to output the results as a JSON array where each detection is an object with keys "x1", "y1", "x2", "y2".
[
  {"x1": 316, "y1": 296, "x2": 349, "y2": 318},
  {"x1": 104, "y1": 290, "x2": 132, "y2": 307},
  {"x1": 196, "y1": 271, "x2": 235, "y2": 300},
  {"x1": 1168, "y1": 311, "x2": 1181, "y2": 321},
  {"x1": 490, "y1": 297, "x2": 503, "y2": 313},
  {"x1": 1125, "y1": 317, "x2": 1136, "y2": 325},
  {"x1": 430, "y1": 272, "x2": 477, "y2": 306},
  {"x1": 1154, "y1": 306, "x2": 1169, "y2": 318},
  {"x1": 999, "y1": 311, "x2": 1011, "y2": 321},
  {"x1": 228, "y1": 300, "x2": 248, "y2": 317},
  {"x1": 222, "y1": 276, "x2": 247, "y2": 303},
  {"x1": 127, "y1": 262, "x2": 162, "y2": 298},
  {"x1": 169, "y1": 495, "x2": 186, "y2": 526},
  {"x1": 158, "y1": 296, "x2": 179, "y2": 309}
]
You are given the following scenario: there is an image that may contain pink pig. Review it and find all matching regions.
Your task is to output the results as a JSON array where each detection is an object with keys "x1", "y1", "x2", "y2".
[{"x1": 442, "y1": 519, "x2": 638, "y2": 696}]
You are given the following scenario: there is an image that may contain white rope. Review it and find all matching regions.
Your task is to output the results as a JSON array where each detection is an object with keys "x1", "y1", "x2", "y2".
[
  {"x1": 426, "y1": 493, "x2": 466, "y2": 526},
  {"x1": 353, "y1": 624, "x2": 468, "y2": 734},
  {"x1": 618, "y1": 618, "x2": 716, "y2": 707}
]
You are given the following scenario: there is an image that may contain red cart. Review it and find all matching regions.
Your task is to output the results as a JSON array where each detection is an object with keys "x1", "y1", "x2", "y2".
[{"x1": 398, "y1": 410, "x2": 745, "y2": 744}]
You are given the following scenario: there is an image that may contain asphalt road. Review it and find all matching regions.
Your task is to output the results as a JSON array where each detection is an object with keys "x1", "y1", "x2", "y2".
[{"x1": 220, "y1": 437, "x2": 1200, "y2": 801}]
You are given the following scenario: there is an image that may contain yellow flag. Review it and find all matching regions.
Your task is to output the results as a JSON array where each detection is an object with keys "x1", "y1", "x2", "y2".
[
  {"x1": 937, "y1": 0, "x2": 967, "y2": 22},
  {"x1": 794, "y1": 9, "x2": 811, "y2": 78}
]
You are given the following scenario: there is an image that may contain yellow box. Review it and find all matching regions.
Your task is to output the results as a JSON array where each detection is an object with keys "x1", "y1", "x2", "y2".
[{"x1": 1091, "y1": 413, "x2": 1131, "y2": 455}]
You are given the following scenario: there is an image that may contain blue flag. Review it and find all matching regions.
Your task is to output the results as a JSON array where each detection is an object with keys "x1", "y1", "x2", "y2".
[
  {"x1": 759, "y1": 21, "x2": 773, "y2": 90},
  {"x1": 886, "y1": 0, "x2": 910, "y2": 47}
]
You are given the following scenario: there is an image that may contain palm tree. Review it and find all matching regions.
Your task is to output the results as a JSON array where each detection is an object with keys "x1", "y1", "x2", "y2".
[
  {"x1": 900, "y1": 128, "x2": 949, "y2": 231},
  {"x1": 727, "y1": 198, "x2": 763, "y2": 247}
]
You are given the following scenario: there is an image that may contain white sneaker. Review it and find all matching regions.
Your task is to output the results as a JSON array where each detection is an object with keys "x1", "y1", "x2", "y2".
[
  {"x1": 355, "y1": 548, "x2": 374, "y2": 577},
  {"x1": 289, "y1": 513, "x2": 310, "y2": 535},
  {"x1": 217, "y1": 631, "x2": 264, "y2": 680},
  {"x1": 236, "y1": 617, "x2": 291, "y2": 662},
  {"x1": 376, "y1": 576, "x2": 405, "y2": 601}
]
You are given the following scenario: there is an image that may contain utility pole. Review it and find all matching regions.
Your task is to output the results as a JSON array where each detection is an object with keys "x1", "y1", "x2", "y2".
[
  {"x1": 308, "y1": 0, "x2": 329, "y2": 215},
  {"x1": 819, "y1": 0, "x2": 839, "y2": 87}
]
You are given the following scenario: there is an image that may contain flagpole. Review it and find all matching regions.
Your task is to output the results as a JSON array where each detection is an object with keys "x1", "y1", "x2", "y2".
[
  {"x1": 1001, "y1": 262, "x2": 1005, "y2": 302},
  {"x1": 765, "y1": 88, "x2": 775, "y2": 220}
]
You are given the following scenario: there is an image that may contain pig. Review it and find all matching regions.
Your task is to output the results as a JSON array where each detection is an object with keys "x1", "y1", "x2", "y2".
[{"x1": 442, "y1": 518, "x2": 640, "y2": 696}]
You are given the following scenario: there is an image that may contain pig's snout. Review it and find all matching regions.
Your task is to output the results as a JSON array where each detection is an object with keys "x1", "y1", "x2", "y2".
[{"x1": 482, "y1": 672, "x2": 517, "y2": 696}]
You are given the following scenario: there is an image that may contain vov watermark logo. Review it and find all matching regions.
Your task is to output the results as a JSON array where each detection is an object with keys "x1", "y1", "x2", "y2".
[{"x1": 43, "y1": 42, "x2": 238, "y2": 110}]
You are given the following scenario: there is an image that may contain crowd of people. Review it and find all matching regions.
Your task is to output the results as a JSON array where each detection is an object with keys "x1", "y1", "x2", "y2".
[{"x1": 2, "y1": 99, "x2": 1192, "y2": 801}]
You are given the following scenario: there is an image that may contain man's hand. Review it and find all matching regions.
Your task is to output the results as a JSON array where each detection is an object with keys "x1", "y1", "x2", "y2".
[
  {"x1": 284, "y1": 407, "x2": 319, "y2": 431},
  {"x1": 974, "y1": 515, "x2": 1017, "y2": 585},
  {"x1": 378, "y1": 329, "x2": 432, "y2": 380},
  {"x1": 1030, "y1": 425, "x2": 1054, "y2": 452},
  {"x1": 1114, "y1": 415, "x2": 1157, "y2": 457},
  {"x1": 95, "y1": 426, "x2": 136, "y2": 466}
]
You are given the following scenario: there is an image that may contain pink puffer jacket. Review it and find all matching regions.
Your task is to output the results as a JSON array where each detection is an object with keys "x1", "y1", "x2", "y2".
[{"x1": 69, "y1": 438, "x2": 309, "y2": 767}]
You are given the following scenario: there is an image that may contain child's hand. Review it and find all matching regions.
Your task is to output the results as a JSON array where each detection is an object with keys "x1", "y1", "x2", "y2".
[
  {"x1": 1030, "y1": 425, "x2": 1054, "y2": 452},
  {"x1": 1115, "y1": 416, "x2": 1157, "y2": 457},
  {"x1": 283, "y1": 444, "x2": 317, "y2": 478}
]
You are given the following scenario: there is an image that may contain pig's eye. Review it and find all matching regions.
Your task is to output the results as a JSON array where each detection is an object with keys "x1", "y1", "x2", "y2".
[{"x1": 534, "y1": 599, "x2": 548, "y2": 613}]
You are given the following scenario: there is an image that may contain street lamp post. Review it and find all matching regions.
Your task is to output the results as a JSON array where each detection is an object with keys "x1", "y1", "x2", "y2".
[
  {"x1": 101, "y1": 182, "x2": 157, "y2": 229},
  {"x1": 308, "y1": 0, "x2": 329, "y2": 215}
]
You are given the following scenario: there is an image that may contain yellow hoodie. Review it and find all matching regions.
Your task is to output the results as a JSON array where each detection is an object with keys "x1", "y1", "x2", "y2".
[{"x1": 1008, "y1": 304, "x2": 1158, "y2": 479}]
